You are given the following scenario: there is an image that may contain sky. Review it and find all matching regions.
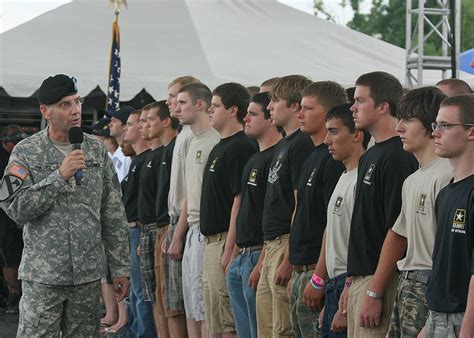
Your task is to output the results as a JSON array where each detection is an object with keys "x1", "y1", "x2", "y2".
[{"x1": 0, "y1": 0, "x2": 371, "y2": 34}]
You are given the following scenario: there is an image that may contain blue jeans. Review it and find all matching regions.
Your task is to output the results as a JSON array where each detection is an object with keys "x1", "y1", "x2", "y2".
[
  {"x1": 323, "y1": 273, "x2": 347, "y2": 338},
  {"x1": 226, "y1": 250, "x2": 260, "y2": 338},
  {"x1": 125, "y1": 227, "x2": 156, "y2": 338}
]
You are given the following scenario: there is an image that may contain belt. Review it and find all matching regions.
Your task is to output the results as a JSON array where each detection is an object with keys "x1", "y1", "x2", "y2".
[
  {"x1": 204, "y1": 231, "x2": 228, "y2": 244},
  {"x1": 401, "y1": 270, "x2": 431, "y2": 285},
  {"x1": 238, "y1": 245, "x2": 263, "y2": 254},
  {"x1": 293, "y1": 264, "x2": 316, "y2": 273},
  {"x1": 143, "y1": 222, "x2": 158, "y2": 231}
]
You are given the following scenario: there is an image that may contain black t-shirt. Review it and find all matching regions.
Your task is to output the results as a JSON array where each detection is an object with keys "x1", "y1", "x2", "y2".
[
  {"x1": 137, "y1": 146, "x2": 164, "y2": 225},
  {"x1": 347, "y1": 136, "x2": 418, "y2": 276},
  {"x1": 200, "y1": 131, "x2": 257, "y2": 236},
  {"x1": 289, "y1": 144, "x2": 345, "y2": 265},
  {"x1": 236, "y1": 144, "x2": 277, "y2": 247},
  {"x1": 122, "y1": 149, "x2": 150, "y2": 222},
  {"x1": 155, "y1": 137, "x2": 176, "y2": 227},
  {"x1": 427, "y1": 175, "x2": 474, "y2": 313},
  {"x1": 262, "y1": 129, "x2": 314, "y2": 240}
]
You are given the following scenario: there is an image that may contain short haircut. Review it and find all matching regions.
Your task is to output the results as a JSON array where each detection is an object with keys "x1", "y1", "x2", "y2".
[
  {"x1": 398, "y1": 86, "x2": 446, "y2": 135},
  {"x1": 355, "y1": 71, "x2": 403, "y2": 117},
  {"x1": 168, "y1": 76, "x2": 201, "y2": 89},
  {"x1": 270, "y1": 75, "x2": 312, "y2": 107},
  {"x1": 142, "y1": 102, "x2": 155, "y2": 111},
  {"x1": 302, "y1": 81, "x2": 348, "y2": 112},
  {"x1": 147, "y1": 100, "x2": 179, "y2": 129},
  {"x1": 436, "y1": 78, "x2": 472, "y2": 96},
  {"x1": 250, "y1": 92, "x2": 271, "y2": 119},
  {"x1": 130, "y1": 109, "x2": 142, "y2": 117},
  {"x1": 260, "y1": 77, "x2": 280, "y2": 89},
  {"x1": 179, "y1": 83, "x2": 212, "y2": 108},
  {"x1": 246, "y1": 86, "x2": 260, "y2": 97},
  {"x1": 346, "y1": 87, "x2": 355, "y2": 104},
  {"x1": 213, "y1": 82, "x2": 250, "y2": 124},
  {"x1": 326, "y1": 103, "x2": 371, "y2": 149},
  {"x1": 440, "y1": 94, "x2": 474, "y2": 125}
]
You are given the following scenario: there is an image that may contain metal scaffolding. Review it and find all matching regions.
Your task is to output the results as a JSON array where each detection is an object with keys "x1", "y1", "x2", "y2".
[{"x1": 405, "y1": 0, "x2": 461, "y2": 87}]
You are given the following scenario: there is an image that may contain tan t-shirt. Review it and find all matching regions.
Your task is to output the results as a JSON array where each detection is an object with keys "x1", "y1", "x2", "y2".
[
  {"x1": 185, "y1": 127, "x2": 220, "y2": 225},
  {"x1": 392, "y1": 157, "x2": 452, "y2": 271},
  {"x1": 325, "y1": 168, "x2": 357, "y2": 279},
  {"x1": 168, "y1": 125, "x2": 194, "y2": 219}
]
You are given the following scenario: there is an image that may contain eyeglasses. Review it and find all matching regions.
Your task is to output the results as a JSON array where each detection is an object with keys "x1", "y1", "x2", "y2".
[
  {"x1": 54, "y1": 97, "x2": 85, "y2": 110},
  {"x1": 431, "y1": 122, "x2": 474, "y2": 132}
]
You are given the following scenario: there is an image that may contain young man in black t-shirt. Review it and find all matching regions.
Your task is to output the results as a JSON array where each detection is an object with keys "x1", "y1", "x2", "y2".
[
  {"x1": 288, "y1": 81, "x2": 347, "y2": 338},
  {"x1": 137, "y1": 102, "x2": 164, "y2": 333},
  {"x1": 200, "y1": 82, "x2": 257, "y2": 337},
  {"x1": 121, "y1": 110, "x2": 156, "y2": 337},
  {"x1": 225, "y1": 92, "x2": 282, "y2": 338},
  {"x1": 420, "y1": 95, "x2": 474, "y2": 337},
  {"x1": 345, "y1": 72, "x2": 418, "y2": 338},
  {"x1": 256, "y1": 75, "x2": 314, "y2": 338}
]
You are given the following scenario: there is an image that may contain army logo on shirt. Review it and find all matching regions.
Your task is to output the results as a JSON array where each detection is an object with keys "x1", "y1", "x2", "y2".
[
  {"x1": 452, "y1": 208, "x2": 466, "y2": 233},
  {"x1": 363, "y1": 164, "x2": 375, "y2": 185},
  {"x1": 268, "y1": 155, "x2": 283, "y2": 184},
  {"x1": 196, "y1": 150, "x2": 202, "y2": 164},
  {"x1": 247, "y1": 169, "x2": 258, "y2": 186},
  {"x1": 332, "y1": 196, "x2": 343, "y2": 216},
  {"x1": 209, "y1": 157, "x2": 218, "y2": 172},
  {"x1": 306, "y1": 169, "x2": 317, "y2": 187},
  {"x1": 417, "y1": 193, "x2": 427, "y2": 214}
]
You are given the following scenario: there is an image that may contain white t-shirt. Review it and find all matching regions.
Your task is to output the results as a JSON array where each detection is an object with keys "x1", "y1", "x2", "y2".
[
  {"x1": 111, "y1": 146, "x2": 131, "y2": 183},
  {"x1": 168, "y1": 126, "x2": 194, "y2": 219},
  {"x1": 325, "y1": 168, "x2": 357, "y2": 279},
  {"x1": 185, "y1": 128, "x2": 220, "y2": 225},
  {"x1": 392, "y1": 157, "x2": 452, "y2": 271}
]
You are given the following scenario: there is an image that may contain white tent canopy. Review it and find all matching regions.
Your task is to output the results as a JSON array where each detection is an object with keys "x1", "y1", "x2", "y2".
[{"x1": 1, "y1": 0, "x2": 469, "y2": 100}]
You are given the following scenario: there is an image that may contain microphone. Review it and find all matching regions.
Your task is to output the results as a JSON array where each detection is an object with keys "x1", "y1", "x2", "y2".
[{"x1": 68, "y1": 127, "x2": 84, "y2": 186}]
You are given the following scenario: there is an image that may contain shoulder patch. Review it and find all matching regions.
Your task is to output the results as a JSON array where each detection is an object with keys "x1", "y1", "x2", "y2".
[
  {"x1": 0, "y1": 175, "x2": 24, "y2": 202},
  {"x1": 8, "y1": 164, "x2": 28, "y2": 180}
]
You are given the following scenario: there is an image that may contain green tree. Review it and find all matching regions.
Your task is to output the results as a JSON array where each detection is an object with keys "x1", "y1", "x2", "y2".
[{"x1": 315, "y1": 0, "x2": 473, "y2": 53}]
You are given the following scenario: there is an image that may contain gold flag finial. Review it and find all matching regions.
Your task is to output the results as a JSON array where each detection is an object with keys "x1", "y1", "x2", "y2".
[{"x1": 109, "y1": 0, "x2": 127, "y2": 16}]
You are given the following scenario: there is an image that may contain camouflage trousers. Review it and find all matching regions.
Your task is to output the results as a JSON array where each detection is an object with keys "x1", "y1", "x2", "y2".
[
  {"x1": 17, "y1": 279, "x2": 101, "y2": 338},
  {"x1": 387, "y1": 276, "x2": 429, "y2": 338},
  {"x1": 290, "y1": 270, "x2": 321, "y2": 338}
]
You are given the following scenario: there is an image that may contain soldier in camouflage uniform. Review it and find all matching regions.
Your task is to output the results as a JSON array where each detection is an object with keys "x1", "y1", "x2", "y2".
[{"x1": 0, "y1": 74, "x2": 130, "y2": 337}]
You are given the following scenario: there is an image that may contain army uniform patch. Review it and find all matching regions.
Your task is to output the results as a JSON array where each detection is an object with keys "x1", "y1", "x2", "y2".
[
  {"x1": 196, "y1": 150, "x2": 202, "y2": 164},
  {"x1": 306, "y1": 169, "x2": 317, "y2": 187},
  {"x1": 0, "y1": 175, "x2": 23, "y2": 202},
  {"x1": 452, "y1": 208, "x2": 466, "y2": 230},
  {"x1": 8, "y1": 164, "x2": 28, "y2": 180},
  {"x1": 363, "y1": 164, "x2": 375, "y2": 185},
  {"x1": 209, "y1": 157, "x2": 218, "y2": 172},
  {"x1": 247, "y1": 169, "x2": 258, "y2": 186}
]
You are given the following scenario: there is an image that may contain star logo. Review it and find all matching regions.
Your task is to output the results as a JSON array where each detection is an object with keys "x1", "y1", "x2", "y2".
[
  {"x1": 418, "y1": 194, "x2": 426, "y2": 212},
  {"x1": 452, "y1": 208, "x2": 466, "y2": 230},
  {"x1": 248, "y1": 169, "x2": 258, "y2": 185}
]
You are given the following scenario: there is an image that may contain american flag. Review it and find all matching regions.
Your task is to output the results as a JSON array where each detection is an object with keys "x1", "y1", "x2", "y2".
[{"x1": 106, "y1": 19, "x2": 121, "y2": 113}]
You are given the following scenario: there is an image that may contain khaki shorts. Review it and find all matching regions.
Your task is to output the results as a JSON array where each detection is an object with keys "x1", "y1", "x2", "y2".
[
  {"x1": 202, "y1": 231, "x2": 235, "y2": 333},
  {"x1": 256, "y1": 234, "x2": 293, "y2": 338},
  {"x1": 154, "y1": 225, "x2": 185, "y2": 318},
  {"x1": 347, "y1": 274, "x2": 398, "y2": 338}
]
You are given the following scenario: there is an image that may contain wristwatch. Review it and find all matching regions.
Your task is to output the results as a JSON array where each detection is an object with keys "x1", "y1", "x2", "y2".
[{"x1": 366, "y1": 289, "x2": 382, "y2": 300}]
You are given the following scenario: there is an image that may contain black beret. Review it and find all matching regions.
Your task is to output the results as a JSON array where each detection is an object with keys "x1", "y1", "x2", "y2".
[
  {"x1": 38, "y1": 74, "x2": 78, "y2": 105},
  {"x1": 92, "y1": 117, "x2": 111, "y2": 137},
  {"x1": 109, "y1": 105, "x2": 134, "y2": 124}
]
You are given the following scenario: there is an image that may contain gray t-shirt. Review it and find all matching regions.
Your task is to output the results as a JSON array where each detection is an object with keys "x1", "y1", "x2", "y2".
[
  {"x1": 185, "y1": 127, "x2": 220, "y2": 225},
  {"x1": 168, "y1": 126, "x2": 194, "y2": 219},
  {"x1": 392, "y1": 157, "x2": 452, "y2": 271},
  {"x1": 325, "y1": 168, "x2": 357, "y2": 279}
]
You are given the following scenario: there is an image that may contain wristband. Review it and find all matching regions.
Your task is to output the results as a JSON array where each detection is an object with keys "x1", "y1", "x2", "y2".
[
  {"x1": 310, "y1": 278, "x2": 325, "y2": 290},
  {"x1": 366, "y1": 289, "x2": 382, "y2": 300},
  {"x1": 344, "y1": 280, "x2": 352, "y2": 288},
  {"x1": 311, "y1": 273, "x2": 326, "y2": 288}
]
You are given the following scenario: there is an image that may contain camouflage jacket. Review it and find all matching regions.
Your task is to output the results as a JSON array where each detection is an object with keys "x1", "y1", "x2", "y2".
[{"x1": 0, "y1": 128, "x2": 130, "y2": 285}]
